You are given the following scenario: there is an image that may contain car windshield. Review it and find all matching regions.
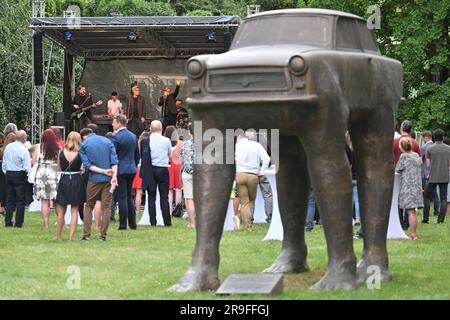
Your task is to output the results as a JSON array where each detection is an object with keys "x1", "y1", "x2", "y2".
[{"x1": 231, "y1": 15, "x2": 331, "y2": 49}]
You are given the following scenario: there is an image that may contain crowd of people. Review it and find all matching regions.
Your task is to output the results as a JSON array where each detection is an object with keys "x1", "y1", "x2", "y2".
[{"x1": 1, "y1": 113, "x2": 449, "y2": 242}]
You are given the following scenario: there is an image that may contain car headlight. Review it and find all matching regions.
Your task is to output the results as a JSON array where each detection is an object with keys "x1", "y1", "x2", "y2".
[
  {"x1": 289, "y1": 56, "x2": 307, "y2": 75},
  {"x1": 186, "y1": 59, "x2": 205, "y2": 79}
]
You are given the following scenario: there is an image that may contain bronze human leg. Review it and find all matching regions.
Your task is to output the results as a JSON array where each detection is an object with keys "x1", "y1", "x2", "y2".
[
  {"x1": 169, "y1": 122, "x2": 235, "y2": 292},
  {"x1": 264, "y1": 135, "x2": 309, "y2": 273},
  {"x1": 349, "y1": 110, "x2": 395, "y2": 284},
  {"x1": 301, "y1": 126, "x2": 357, "y2": 290}
]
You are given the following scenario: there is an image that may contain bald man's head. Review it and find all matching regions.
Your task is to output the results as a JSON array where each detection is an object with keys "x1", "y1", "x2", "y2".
[
  {"x1": 150, "y1": 120, "x2": 163, "y2": 133},
  {"x1": 16, "y1": 130, "x2": 27, "y2": 143}
]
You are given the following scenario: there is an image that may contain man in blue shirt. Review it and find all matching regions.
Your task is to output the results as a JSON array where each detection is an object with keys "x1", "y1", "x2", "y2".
[
  {"x1": 111, "y1": 115, "x2": 140, "y2": 230},
  {"x1": 141, "y1": 120, "x2": 172, "y2": 226},
  {"x1": 2, "y1": 130, "x2": 30, "y2": 227},
  {"x1": 79, "y1": 128, "x2": 118, "y2": 241}
]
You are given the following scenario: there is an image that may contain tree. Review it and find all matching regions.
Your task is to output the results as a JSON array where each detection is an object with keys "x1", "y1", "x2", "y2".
[
  {"x1": 96, "y1": 0, "x2": 176, "y2": 16},
  {"x1": 299, "y1": 0, "x2": 450, "y2": 132}
]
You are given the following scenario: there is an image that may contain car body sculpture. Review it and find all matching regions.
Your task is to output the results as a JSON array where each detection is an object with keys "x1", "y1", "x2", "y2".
[{"x1": 171, "y1": 8, "x2": 403, "y2": 291}]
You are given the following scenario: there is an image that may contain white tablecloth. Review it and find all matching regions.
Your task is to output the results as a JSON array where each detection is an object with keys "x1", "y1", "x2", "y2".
[
  {"x1": 138, "y1": 188, "x2": 165, "y2": 226},
  {"x1": 223, "y1": 200, "x2": 236, "y2": 231},
  {"x1": 260, "y1": 168, "x2": 282, "y2": 240},
  {"x1": 387, "y1": 174, "x2": 409, "y2": 239},
  {"x1": 64, "y1": 205, "x2": 84, "y2": 225}
]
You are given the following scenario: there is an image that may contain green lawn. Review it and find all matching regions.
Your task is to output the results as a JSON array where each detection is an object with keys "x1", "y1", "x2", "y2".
[{"x1": 0, "y1": 210, "x2": 449, "y2": 299}]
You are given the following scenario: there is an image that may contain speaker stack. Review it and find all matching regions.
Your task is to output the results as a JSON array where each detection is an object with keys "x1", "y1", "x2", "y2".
[{"x1": 33, "y1": 32, "x2": 44, "y2": 86}]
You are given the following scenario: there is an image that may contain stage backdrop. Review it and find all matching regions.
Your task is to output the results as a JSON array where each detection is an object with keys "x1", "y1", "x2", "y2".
[{"x1": 80, "y1": 58, "x2": 189, "y2": 120}]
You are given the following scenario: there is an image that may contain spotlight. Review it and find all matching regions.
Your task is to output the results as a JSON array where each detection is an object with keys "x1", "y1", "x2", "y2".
[
  {"x1": 128, "y1": 31, "x2": 137, "y2": 41},
  {"x1": 207, "y1": 30, "x2": 217, "y2": 42},
  {"x1": 64, "y1": 31, "x2": 73, "y2": 41}
]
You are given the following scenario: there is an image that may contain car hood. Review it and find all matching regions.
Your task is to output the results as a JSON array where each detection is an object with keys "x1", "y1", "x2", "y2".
[{"x1": 205, "y1": 45, "x2": 320, "y2": 69}]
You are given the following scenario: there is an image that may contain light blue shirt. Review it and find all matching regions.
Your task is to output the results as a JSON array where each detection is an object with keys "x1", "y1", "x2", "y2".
[
  {"x1": 149, "y1": 132, "x2": 171, "y2": 167},
  {"x1": 2, "y1": 141, "x2": 31, "y2": 174}
]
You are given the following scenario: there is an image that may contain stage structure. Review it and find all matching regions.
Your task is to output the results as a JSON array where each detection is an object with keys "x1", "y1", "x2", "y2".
[{"x1": 29, "y1": 4, "x2": 240, "y2": 140}]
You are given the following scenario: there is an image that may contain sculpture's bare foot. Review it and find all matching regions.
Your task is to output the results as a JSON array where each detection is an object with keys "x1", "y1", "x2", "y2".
[
  {"x1": 168, "y1": 267, "x2": 220, "y2": 292},
  {"x1": 263, "y1": 249, "x2": 308, "y2": 274},
  {"x1": 356, "y1": 259, "x2": 392, "y2": 284},
  {"x1": 310, "y1": 265, "x2": 357, "y2": 290}
]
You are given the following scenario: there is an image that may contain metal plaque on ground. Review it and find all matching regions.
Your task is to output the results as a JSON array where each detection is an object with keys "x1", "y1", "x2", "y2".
[{"x1": 216, "y1": 274, "x2": 283, "y2": 295}]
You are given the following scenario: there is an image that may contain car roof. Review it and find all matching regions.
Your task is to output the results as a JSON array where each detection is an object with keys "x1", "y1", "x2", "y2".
[{"x1": 245, "y1": 8, "x2": 366, "y2": 21}]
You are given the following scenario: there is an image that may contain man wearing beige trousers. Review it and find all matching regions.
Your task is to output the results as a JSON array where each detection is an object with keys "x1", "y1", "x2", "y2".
[{"x1": 235, "y1": 131, "x2": 271, "y2": 230}]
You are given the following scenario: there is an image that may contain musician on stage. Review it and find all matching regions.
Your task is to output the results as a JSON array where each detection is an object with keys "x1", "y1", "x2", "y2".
[
  {"x1": 158, "y1": 80, "x2": 181, "y2": 132},
  {"x1": 126, "y1": 83, "x2": 146, "y2": 137},
  {"x1": 107, "y1": 91, "x2": 123, "y2": 118},
  {"x1": 72, "y1": 85, "x2": 94, "y2": 131}
]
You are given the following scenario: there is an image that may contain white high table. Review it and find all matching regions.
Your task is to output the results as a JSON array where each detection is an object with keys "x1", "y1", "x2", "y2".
[{"x1": 138, "y1": 188, "x2": 165, "y2": 226}]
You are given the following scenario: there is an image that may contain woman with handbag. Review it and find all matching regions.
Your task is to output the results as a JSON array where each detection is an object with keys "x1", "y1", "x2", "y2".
[
  {"x1": 31, "y1": 129, "x2": 60, "y2": 229},
  {"x1": 55, "y1": 131, "x2": 85, "y2": 241},
  {"x1": 164, "y1": 126, "x2": 183, "y2": 217}
]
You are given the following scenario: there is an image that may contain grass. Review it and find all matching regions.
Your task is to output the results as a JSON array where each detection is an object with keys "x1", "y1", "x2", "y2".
[{"x1": 0, "y1": 209, "x2": 449, "y2": 300}]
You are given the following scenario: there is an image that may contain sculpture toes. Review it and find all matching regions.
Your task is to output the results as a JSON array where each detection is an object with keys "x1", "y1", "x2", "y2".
[
  {"x1": 168, "y1": 268, "x2": 220, "y2": 292},
  {"x1": 310, "y1": 270, "x2": 357, "y2": 291},
  {"x1": 263, "y1": 256, "x2": 309, "y2": 274},
  {"x1": 356, "y1": 262, "x2": 392, "y2": 284}
]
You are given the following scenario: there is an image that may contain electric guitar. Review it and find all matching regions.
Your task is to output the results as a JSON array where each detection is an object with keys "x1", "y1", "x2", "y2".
[{"x1": 70, "y1": 100, "x2": 103, "y2": 119}]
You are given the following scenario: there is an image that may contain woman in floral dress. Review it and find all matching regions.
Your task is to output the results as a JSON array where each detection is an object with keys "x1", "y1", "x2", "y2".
[
  {"x1": 32, "y1": 129, "x2": 60, "y2": 229},
  {"x1": 395, "y1": 137, "x2": 423, "y2": 240}
]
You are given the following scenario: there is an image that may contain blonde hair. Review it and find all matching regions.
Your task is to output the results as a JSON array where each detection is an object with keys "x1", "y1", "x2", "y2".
[
  {"x1": 399, "y1": 136, "x2": 412, "y2": 152},
  {"x1": 65, "y1": 131, "x2": 82, "y2": 152}
]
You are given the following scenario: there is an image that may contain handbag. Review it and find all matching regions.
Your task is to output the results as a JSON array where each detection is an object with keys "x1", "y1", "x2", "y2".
[
  {"x1": 171, "y1": 203, "x2": 184, "y2": 218},
  {"x1": 28, "y1": 162, "x2": 39, "y2": 184},
  {"x1": 28, "y1": 147, "x2": 41, "y2": 184}
]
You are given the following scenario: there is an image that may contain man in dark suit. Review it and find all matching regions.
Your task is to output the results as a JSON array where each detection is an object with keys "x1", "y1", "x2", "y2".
[
  {"x1": 111, "y1": 115, "x2": 140, "y2": 230},
  {"x1": 127, "y1": 84, "x2": 146, "y2": 137},
  {"x1": 158, "y1": 80, "x2": 181, "y2": 132},
  {"x1": 140, "y1": 120, "x2": 172, "y2": 226}
]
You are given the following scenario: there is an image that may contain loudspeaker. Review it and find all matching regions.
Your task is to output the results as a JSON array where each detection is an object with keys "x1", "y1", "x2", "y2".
[
  {"x1": 33, "y1": 33, "x2": 44, "y2": 86},
  {"x1": 224, "y1": 30, "x2": 231, "y2": 52},
  {"x1": 54, "y1": 112, "x2": 65, "y2": 127}
]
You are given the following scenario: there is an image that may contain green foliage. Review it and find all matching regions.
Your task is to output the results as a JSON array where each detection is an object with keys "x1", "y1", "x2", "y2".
[
  {"x1": 171, "y1": 0, "x2": 245, "y2": 16},
  {"x1": 96, "y1": 0, "x2": 176, "y2": 16},
  {"x1": 185, "y1": 9, "x2": 213, "y2": 16},
  {"x1": 399, "y1": 80, "x2": 450, "y2": 133},
  {"x1": 0, "y1": 0, "x2": 33, "y2": 130}
]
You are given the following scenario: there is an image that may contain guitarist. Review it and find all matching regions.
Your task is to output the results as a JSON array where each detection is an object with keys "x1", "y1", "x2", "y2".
[{"x1": 72, "y1": 85, "x2": 94, "y2": 131}]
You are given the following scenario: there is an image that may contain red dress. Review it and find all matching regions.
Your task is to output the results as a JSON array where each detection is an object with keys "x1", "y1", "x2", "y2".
[{"x1": 169, "y1": 142, "x2": 183, "y2": 189}]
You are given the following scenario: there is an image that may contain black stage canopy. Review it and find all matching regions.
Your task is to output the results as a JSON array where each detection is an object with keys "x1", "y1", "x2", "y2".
[{"x1": 30, "y1": 16, "x2": 241, "y2": 60}]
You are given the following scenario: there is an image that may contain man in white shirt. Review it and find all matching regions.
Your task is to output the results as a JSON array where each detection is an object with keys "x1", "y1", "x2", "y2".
[
  {"x1": 107, "y1": 91, "x2": 123, "y2": 118},
  {"x1": 235, "y1": 130, "x2": 271, "y2": 230},
  {"x1": 147, "y1": 120, "x2": 172, "y2": 226}
]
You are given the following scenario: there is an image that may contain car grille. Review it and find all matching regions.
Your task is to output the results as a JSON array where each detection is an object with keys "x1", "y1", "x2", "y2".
[{"x1": 207, "y1": 68, "x2": 289, "y2": 93}]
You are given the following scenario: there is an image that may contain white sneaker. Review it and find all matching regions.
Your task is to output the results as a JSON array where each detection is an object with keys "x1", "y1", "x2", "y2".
[{"x1": 233, "y1": 216, "x2": 240, "y2": 230}]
